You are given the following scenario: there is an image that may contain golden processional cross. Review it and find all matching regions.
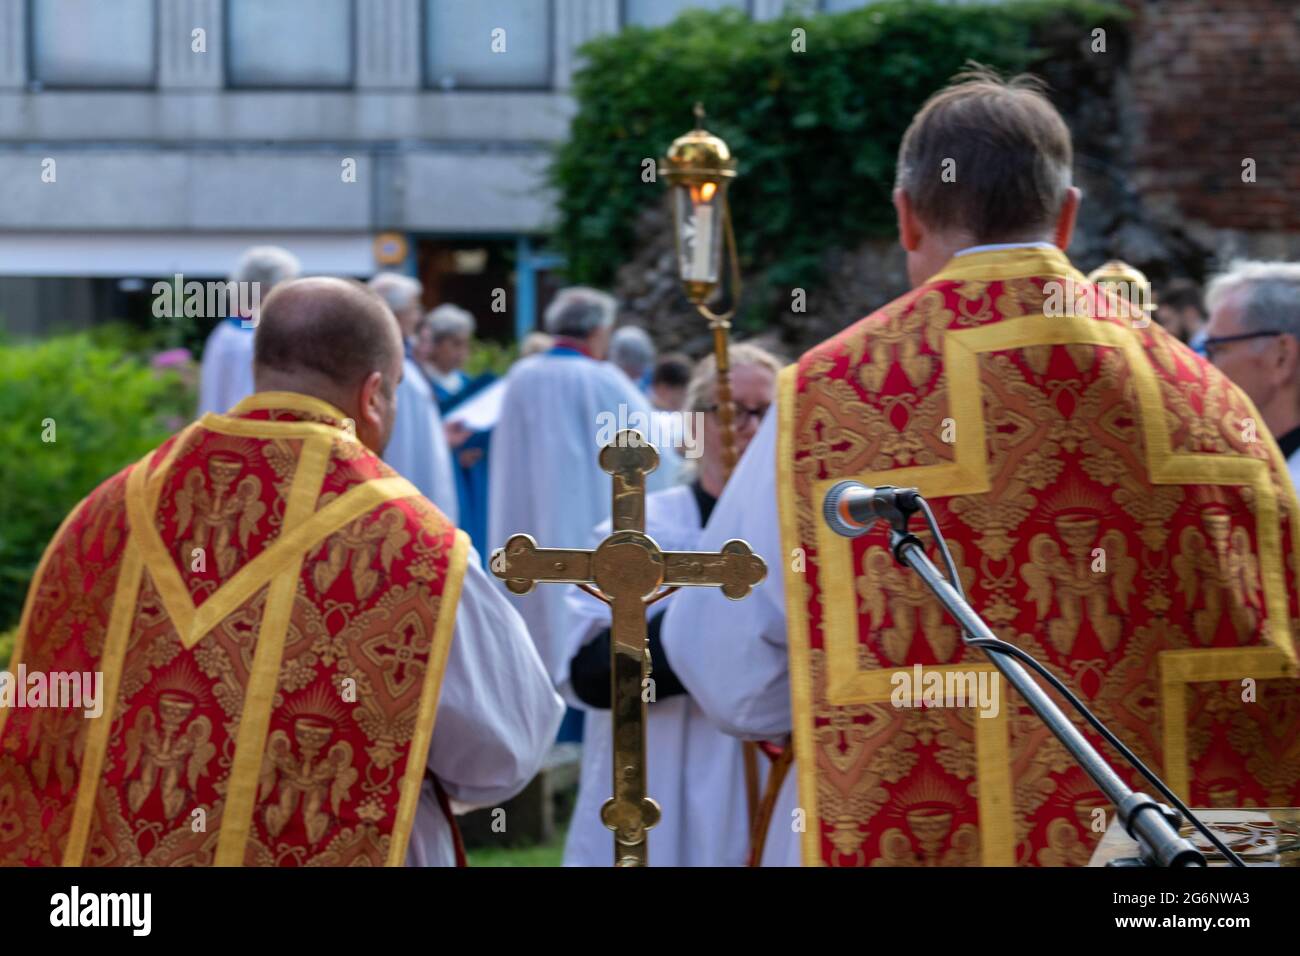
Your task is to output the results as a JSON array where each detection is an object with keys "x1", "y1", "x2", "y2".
[{"x1": 492, "y1": 429, "x2": 766, "y2": 867}]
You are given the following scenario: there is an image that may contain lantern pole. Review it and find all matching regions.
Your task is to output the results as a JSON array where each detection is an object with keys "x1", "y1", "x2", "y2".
[
  {"x1": 661, "y1": 105, "x2": 757, "y2": 822},
  {"x1": 697, "y1": 206, "x2": 743, "y2": 477}
]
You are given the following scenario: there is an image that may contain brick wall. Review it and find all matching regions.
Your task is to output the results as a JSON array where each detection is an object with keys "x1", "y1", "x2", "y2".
[{"x1": 1127, "y1": 0, "x2": 1300, "y2": 233}]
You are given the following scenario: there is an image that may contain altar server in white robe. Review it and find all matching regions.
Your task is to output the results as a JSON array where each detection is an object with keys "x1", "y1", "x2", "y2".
[
  {"x1": 370, "y1": 272, "x2": 459, "y2": 523},
  {"x1": 488, "y1": 287, "x2": 681, "y2": 687},
  {"x1": 407, "y1": 548, "x2": 565, "y2": 865},
  {"x1": 197, "y1": 245, "x2": 300, "y2": 416},
  {"x1": 561, "y1": 344, "x2": 782, "y2": 866},
  {"x1": 660, "y1": 395, "x2": 799, "y2": 867}
]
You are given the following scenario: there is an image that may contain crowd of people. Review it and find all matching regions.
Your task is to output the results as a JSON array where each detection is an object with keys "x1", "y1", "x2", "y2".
[{"x1": 4, "y1": 68, "x2": 1300, "y2": 868}]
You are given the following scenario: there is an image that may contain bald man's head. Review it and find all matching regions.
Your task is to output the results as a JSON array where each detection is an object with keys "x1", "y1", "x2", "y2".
[{"x1": 253, "y1": 277, "x2": 406, "y2": 454}]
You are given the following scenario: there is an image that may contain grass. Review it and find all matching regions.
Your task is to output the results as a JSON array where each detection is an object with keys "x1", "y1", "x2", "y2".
[{"x1": 466, "y1": 825, "x2": 567, "y2": 867}]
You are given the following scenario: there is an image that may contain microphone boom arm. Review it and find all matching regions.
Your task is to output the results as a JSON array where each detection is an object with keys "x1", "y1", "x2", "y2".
[{"x1": 834, "y1": 485, "x2": 1208, "y2": 867}]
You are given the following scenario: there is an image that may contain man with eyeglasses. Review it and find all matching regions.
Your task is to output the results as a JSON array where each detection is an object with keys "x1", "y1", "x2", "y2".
[{"x1": 1202, "y1": 261, "x2": 1300, "y2": 490}]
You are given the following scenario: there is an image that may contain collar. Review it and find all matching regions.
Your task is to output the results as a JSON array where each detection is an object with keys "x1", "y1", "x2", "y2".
[
  {"x1": 226, "y1": 391, "x2": 351, "y2": 429},
  {"x1": 952, "y1": 240, "x2": 1057, "y2": 258},
  {"x1": 1277, "y1": 424, "x2": 1300, "y2": 462},
  {"x1": 932, "y1": 243, "x2": 1084, "y2": 285},
  {"x1": 430, "y1": 367, "x2": 466, "y2": 392},
  {"x1": 549, "y1": 336, "x2": 593, "y2": 358}
]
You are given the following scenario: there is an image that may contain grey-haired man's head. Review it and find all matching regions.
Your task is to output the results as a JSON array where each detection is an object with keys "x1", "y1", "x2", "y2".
[
  {"x1": 230, "y1": 245, "x2": 301, "y2": 324},
  {"x1": 609, "y1": 325, "x2": 656, "y2": 382},
  {"x1": 543, "y1": 287, "x2": 618, "y2": 360},
  {"x1": 1204, "y1": 260, "x2": 1300, "y2": 439},
  {"x1": 368, "y1": 272, "x2": 425, "y2": 340}
]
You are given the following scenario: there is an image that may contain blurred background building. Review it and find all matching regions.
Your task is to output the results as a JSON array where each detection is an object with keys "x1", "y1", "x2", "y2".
[
  {"x1": 5, "y1": 0, "x2": 1293, "y2": 346},
  {"x1": 0, "y1": 0, "x2": 849, "y2": 340}
]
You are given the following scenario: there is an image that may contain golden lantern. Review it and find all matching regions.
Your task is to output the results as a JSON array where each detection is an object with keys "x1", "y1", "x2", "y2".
[
  {"x1": 660, "y1": 104, "x2": 744, "y2": 476},
  {"x1": 661, "y1": 104, "x2": 762, "y2": 832},
  {"x1": 661, "y1": 103, "x2": 740, "y2": 314}
]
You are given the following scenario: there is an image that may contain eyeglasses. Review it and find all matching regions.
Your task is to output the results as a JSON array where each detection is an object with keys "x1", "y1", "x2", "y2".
[
  {"x1": 1196, "y1": 330, "x2": 1283, "y2": 362},
  {"x1": 699, "y1": 401, "x2": 770, "y2": 425}
]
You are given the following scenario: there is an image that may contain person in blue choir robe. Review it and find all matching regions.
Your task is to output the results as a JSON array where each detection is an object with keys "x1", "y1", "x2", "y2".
[{"x1": 417, "y1": 303, "x2": 495, "y2": 556}]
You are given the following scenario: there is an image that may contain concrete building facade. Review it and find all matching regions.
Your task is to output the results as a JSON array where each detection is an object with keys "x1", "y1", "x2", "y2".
[{"x1": 0, "y1": 0, "x2": 836, "y2": 337}]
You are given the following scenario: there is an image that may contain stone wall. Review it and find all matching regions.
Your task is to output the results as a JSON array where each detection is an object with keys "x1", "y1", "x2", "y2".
[{"x1": 1126, "y1": 0, "x2": 1300, "y2": 261}]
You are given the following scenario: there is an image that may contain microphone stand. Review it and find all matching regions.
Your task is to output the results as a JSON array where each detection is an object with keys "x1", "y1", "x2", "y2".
[{"x1": 882, "y1": 499, "x2": 1205, "y2": 868}]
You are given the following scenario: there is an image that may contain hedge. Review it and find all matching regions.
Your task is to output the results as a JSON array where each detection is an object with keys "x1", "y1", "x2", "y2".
[
  {"x1": 0, "y1": 335, "x2": 191, "y2": 632},
  {"x1": 550, "y1": 0, "x2": 1126, "y2": 299}
]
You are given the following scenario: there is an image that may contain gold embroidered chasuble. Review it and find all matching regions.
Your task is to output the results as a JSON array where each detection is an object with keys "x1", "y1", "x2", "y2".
[
  {"x1": 777, "y1": 246, "x2": 1300, "y2": 866},
  {"x1": 0, "y1": 392, "x2": 468, "y2": 866}
]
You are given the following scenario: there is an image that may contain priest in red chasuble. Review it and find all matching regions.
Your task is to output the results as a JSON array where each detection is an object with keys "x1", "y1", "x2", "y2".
[
  {"x1": 0, "y1": 278, "x2": 562, "y2": 866},
  {"x1": 663, "y1": 70, "x2": 1300, "y2": 866}
]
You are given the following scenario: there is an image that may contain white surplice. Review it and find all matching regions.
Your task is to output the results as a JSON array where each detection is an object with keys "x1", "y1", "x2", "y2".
[
  {"x1": 384, "y1": 356, "x2": 460, "y2": 525},
  {"x1": 487, "y1": 350, "x2": 680, "y2": 687},
  {"x1": 197, "y1": 320, "x2": 256, "y2": 416},
  {"x1": 660, "y1": 409, "x2": 800, "y2": 866},
  {"x1": 405, "y1": 548, "x2": 565, "y2": 866},
  {"x1": 561, "y1": 484, "x2": 752, "y2": 867}
]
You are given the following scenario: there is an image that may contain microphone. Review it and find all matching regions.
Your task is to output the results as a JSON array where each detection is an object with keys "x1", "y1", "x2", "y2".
[{"x1": 822, "y1": 482, "x2": 921, "y2": 538}]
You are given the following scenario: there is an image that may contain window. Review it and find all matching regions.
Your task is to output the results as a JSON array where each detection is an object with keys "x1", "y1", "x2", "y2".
[
  {"x1": 227, "y1": 0, "x2": 353, "y2": 88},
  {"x1": 624, "y1": 0, "x2": 747, "y2": 29},
  {"x1": 30, "y1": 0, "x2": 156, "y2": 88},
  {"x1": 425, "y1": 0, "x2": 551, "y2": 90}
]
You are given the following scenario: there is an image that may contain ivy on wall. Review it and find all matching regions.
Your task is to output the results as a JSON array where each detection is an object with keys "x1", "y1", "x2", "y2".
[{"x1": 549, "y1": 0, "x2": 1126, "y2": 299}]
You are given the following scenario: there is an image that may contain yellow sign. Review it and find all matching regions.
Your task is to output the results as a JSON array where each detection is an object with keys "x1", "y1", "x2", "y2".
[{"x1": 373, "y1": 232, "x2": 409, "y2": 267}]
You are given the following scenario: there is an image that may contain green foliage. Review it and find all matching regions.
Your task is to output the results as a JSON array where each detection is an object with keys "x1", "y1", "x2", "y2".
[
  {"x1": 550, "y1": 0, "x2": 1126, "y2": 293},
  {"x1": 0, "y1": 628, "x2": 13, "y2": 670},
  {"x1": 0, "y1": 335, "x2": 192, "y2": 631},
  {"x1": 464, "y1": 339, "x2": 517, "y2": 379},
  {"x1": 85, "y1": 319, "x2": 174, "y2": 357}
]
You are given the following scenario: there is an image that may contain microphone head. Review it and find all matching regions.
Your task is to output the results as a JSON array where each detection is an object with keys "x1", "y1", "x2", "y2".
[{"x1": 823, "y1": 480, "x2": 872, "y2": 538}]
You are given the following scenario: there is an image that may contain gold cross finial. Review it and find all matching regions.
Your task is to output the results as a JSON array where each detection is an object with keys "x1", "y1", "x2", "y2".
[{"x1": 491, "y1": 428, "x2": 765, "y2": 865}]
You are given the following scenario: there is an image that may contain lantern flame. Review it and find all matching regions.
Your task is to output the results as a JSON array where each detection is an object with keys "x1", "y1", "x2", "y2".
[{"x1": 700, "y1": 182, "x2": 717, "y2": 202}]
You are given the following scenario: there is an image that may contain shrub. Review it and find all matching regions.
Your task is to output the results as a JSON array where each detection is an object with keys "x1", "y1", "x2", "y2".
[
  {"x1": 465, "y1": 339, "x2": 516, "y2": 379},
  {"x1": 549, "y1": 0, "x2": 1126, "y2": 302},
  {"x1": 0, "y1": 335, "x2": 191, "y2": 631}
]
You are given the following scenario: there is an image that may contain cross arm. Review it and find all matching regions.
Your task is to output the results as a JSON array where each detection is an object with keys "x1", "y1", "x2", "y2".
[
  {"x1": 661, "y1": 539, "x2": 766, "y2": 598},
  {"x1": 491, "y1": 534, "x2": 595, "y2": 594}
]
